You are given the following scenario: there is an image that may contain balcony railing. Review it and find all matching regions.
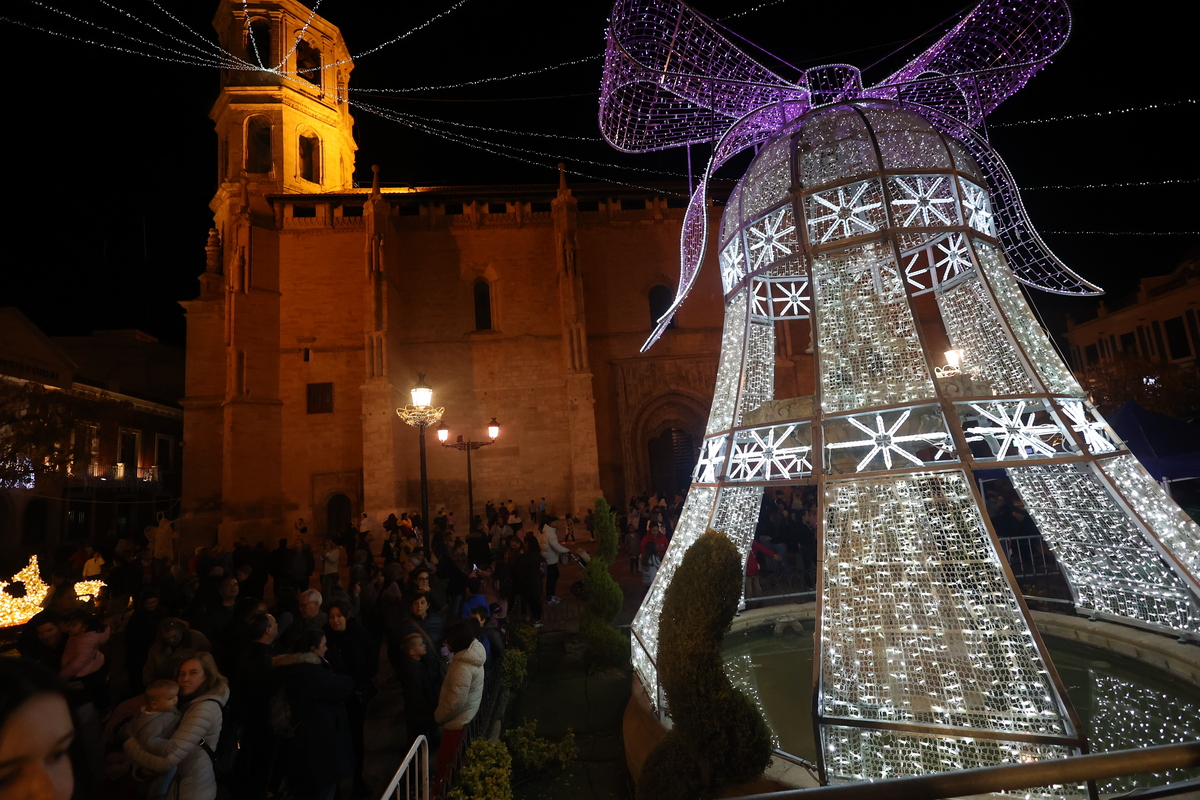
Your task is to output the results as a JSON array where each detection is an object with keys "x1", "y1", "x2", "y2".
[{"x1": 70, "y1": 463, "x2": 162, "y2": 490}]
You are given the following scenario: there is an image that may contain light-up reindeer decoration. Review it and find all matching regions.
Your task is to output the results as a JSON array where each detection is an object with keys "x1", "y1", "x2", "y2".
[{"x1": 601, "y1": 0, "x2": 1200, "y2": 791}]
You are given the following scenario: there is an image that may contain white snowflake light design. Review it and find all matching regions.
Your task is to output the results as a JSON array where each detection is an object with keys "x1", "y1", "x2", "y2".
[
  {"x1": 752, "y1": 278, "x2": 811, "y2": 320},
  {"x1": 727, "y1": 424, "x2": 813, "y2": 481},
  {"x1": 958, "y1": 177, "x2": 997, "y2": 236},
  {"x1": 962, "y1": 400, "x2": 1066, "y2": 460},
  {"x1": 825, "y1": 409, "x2": 953, "y2": 472},
  {"x1": 889, "y1": 175, "x2": 960, "y2": 227},
  {"x1": 746, "y1": 205, "x2": 797, "y2": 271},
  {"x1": 1058, "y1": 400, "x2": 1120, "y2": 454},
  {"x1": 806, "y1": 179, "x2": 885, "y2": 243},
  {"x1": 693, "y1": 435, "x2": 728, "y2": 483},
  {"x1": 719, "y1": 239, "x2": 747, "y2": 294},
  {"x1": 902, "y1": 233, "x2": 975, "y2": 296}
]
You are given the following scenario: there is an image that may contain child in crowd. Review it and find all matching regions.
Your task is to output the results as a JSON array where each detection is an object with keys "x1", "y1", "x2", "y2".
[{"x1": 123, "y1": 679, "x2": 182, "y2": 800}]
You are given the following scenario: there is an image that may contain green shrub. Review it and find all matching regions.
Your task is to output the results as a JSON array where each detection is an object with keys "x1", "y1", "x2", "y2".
[
  {"x1": 509, "y1": 623, "x2": 538, "y2": 654},
  {"x1": 448, "y1": 738, "x2": 512, "y2": 800},
  {"x1": 502, "y1": 720, "x2": 578, "y2": 780},
  {"x1": 501, "y1": 648, "x2": 528, "y2": 689},
  {"x1": 636, "y1": 529, "x2": 773, "y2": 800},
  {"x1": 579, "y1": 497, "x2": 629, "y2": 665}
]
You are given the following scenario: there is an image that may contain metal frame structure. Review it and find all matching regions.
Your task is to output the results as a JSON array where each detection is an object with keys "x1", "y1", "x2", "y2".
[{"x1": 602, "y1": 0, "x2": 1200, "y2": 793}]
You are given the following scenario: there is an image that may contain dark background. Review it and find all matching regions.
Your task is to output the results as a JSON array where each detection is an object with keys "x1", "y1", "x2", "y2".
[{"x1": 4, "y1": 0, "x2": 1196, "y2": 347}]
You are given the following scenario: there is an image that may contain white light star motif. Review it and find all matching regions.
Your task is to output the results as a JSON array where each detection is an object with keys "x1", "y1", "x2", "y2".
[
  {"x1": 693, "y1": 436, "x2": 727, "y2": 483},
  {"x1": 932, "y1": 233, "x2": 974, "y2": 283},
  {"x1": 808, "y1": 180, "x2": 884, "y2": 243},
  {"x1": 746, "y1": 206, "x2": 797, "y2": 271},
  {"x1": 719, "y1": 239, "x2": 746, "y2": 293},
  {"x1": 728, "y1": 424, "x2": 813, "y2": 481},
  {"x1": 958, "y1": 178, "x2": 996, "y2": 236},
  {"x1": 826, "y1": 409, "x2": 952, "y2": 472},
  {"x1": 890, "y1": 175, "x2": 958, "y2": 227},
  {"x1": 1059, "y1": 400, "x2": 1119, "y2": 454},
  {"x1": 964, "y1": 401, "x2": 1063, "y2": 459}
]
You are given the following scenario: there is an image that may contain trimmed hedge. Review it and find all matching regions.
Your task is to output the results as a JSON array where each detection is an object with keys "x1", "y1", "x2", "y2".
[
  {"x1": 636, "y1": 529, "x2": 773, "y2": 800},
  {"x1": 448, "y1": 738, "x2": 512, "y2": 800},
  {"x1": 580, "y1": 497, "x2": 629, "y2": 665}
]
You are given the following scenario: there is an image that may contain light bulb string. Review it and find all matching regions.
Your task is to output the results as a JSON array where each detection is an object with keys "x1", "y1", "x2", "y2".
[
  {"x1": 348, "y1": 54, "x2": 603, "y2": 94},
  {"x1": 992, "y1": 99, "x2": 1197, "y2": 128},
  {"x1": 1023, "y1": 177, "x2": 1200, "y2": 191},
  {"x1": 364, "y1": 104, "x2": 605, "y2": 143},
  {"x1": 356, "y1": 99, "x2": 691, "y2": 181},
  {"x1": 97, "y1": 0, "x2": 239, "y2": 65},
  {"x1": 3, "y1": 13, "x2": 239, "y2": 70},
  {"x1": 267, "y1": 0, "x2": 323, "y2": 72},
  {"x1": 19, "y1": 0, "x2": 241, "y2": 68},
  {"x1": 353, "y1": 100, "x2": 688, "y2": 196},
  {"x1": 1045, "y1": 231, "x2": 1200, "y2": 236}
]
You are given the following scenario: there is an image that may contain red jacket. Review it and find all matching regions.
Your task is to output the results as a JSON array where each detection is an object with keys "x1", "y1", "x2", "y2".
[{"x1": 745, "y1": 540, "x2": 777, "y2": 577}]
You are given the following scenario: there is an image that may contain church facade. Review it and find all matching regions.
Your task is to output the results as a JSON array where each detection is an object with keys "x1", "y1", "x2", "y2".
[{"x1": 182, "y1": 0, "x2": 816, "y2": 546}]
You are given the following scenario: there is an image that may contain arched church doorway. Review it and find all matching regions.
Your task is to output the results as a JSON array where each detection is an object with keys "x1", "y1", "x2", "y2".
[
  {"x1": 326, "y1": 493, "x2": 352, "y2": 539},
  {"x1": 647, "y1": 428, "x2": 696, "y2": 501}
]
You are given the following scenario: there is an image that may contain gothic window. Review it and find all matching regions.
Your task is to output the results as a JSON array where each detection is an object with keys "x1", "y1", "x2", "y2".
[
  {"x1": 298, "y1": 133, "x2": 321, "y2": 183},
  {"x1": 247, "y1": 19, "x2": 271, "y2": 68},
  {"x1": 474, "y1": 281, "x2": 493, "y2": 331},
  {"x1": 245, "y1": 116, "x2": 272, "y2": 174},
  {"x1": 649, "y1": 284, "x2": 676, "y2": 330},
  {"x1": 296, "y1": 39, "x2": 321, "y2": 86}
]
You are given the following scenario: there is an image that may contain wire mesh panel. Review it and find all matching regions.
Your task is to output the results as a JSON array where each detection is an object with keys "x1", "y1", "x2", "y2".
[
  {"x1": 822, "y1": 726, "x2": 1084, "y2": 798},
  {"x1": 975, "y1": 242, "x2": 1082, "y2": 396},
  {"x1": 812, "y1": 245, "x2": 936, "y2": 413},
  {"x1": 1101, "y1": 455, "x2": 1200, "y2": 585},
  {"x1": 706, "y1": 290, "x2": 749, "y2": 436},
  {"x1": 1008, "y1": 462, "x2": 1200, "y2": 631},
  {"x1": 937, "y1": 274, "x2": 1035, "y2": 395},
  {"x1": 823, "y1": 405, "x2": 956, "y2": 474},
  {"x1": 737, "y1": 320, "x2": 776, "y2": 426},
  {"x1": 820, "y1": 470, "x2": 1071, "y2": 737}
]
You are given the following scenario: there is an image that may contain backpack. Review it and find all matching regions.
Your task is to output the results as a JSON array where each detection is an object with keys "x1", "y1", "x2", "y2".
[
  {"x1": 198, "y1": 698, "x2": 239, "y2": 778},
  {"x1": 269, "y1": 685, "x2": 298, "y2": 739}
]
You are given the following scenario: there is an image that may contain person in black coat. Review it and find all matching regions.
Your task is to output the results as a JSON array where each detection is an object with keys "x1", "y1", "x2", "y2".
[
  {"x1": 231, "y1": 612, "x2": 280, "y2": 800},
  {"x1": 123, "y1": 587, "x2": 169, "y2": 694},
  {"x1": 394, "y1": 632, "x2": 441, "y2": 753},
  {"x1": 324, "y1": 600, "x2": 378, "y2": 798},
  {"x1": 273, "y1": 630, "x2": 355, "y2": 800}
]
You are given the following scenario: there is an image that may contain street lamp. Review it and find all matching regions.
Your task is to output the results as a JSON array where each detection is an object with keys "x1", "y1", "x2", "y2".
[
  {"x1": 396, "y1": 374, "x2": 443, "y2": 552},
  {"x1": 440, "y1": 417, "x2": 500, "y2": 529}
]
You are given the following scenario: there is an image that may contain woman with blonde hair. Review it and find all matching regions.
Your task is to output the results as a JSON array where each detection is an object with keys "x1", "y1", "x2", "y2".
[{"x1": 123, "y1": 651, "x2": 230, "y2": 800}]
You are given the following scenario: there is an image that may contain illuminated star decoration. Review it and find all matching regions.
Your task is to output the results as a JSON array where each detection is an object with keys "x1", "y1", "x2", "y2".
[
  {"x1": 746, "y1": 206, "x2": 797, "y2": 270},
  {"x1": 958, "y1": 179, "x2": 997, "y2": 236},
  {"x1": 890, "y1": 175, "x2": 958, "y2": 227},
  {"x1": 720, "y1": 240, "x2": 747, "y2": 293},
  {"x1": 1059, "y1": 400, "x2": 1119, "y2": 454},
  {"x1": 807, "y1": 181, "x2": 884, "y2": 243},
  {"x1": 964, "y1": 401, "x2": 1062, "y2": 458},
  {"x1": 825, "y1": 410, "x2": 951, "y2": 472},
  {"x1": 728, "y1": 424, "x2": 813, "y2": 481},
  {"x1": 693, "y1": 436, "x2": 727, "y2": 483}
]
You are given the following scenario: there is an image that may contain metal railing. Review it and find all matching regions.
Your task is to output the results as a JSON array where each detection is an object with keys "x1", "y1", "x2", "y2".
[
  {"x1": 1000, "y1": 534, "x2": 1061, "y2": 579},
  {"x1": 379, "y1": 735, "x2": 429, "y2": 800},
  {"x1": 738, "y1": 741, "x2": 1200, "y2": 800}
]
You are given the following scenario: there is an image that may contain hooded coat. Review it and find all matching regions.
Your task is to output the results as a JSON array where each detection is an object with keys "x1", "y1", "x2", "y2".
[
  {"x1": 433, "y1": 639, "x2": 486, "y2": 731},
  {"x1": 272, "y1": 652, "x2": 355, "y2": 792},
  {"x1": 123, "y1": 681, "x2": 230, "y2": 800}
]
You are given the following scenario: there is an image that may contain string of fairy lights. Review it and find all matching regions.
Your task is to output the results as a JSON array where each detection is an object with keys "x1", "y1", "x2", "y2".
[{"x1": 3, "y1": 0, "x2": 1198, "y2": 233}]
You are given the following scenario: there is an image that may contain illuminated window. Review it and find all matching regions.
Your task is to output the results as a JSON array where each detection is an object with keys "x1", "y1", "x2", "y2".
[
  {"x1": 245, "y1": 116, "x2": 272, "y2": 174},
  {"x1": 306, "y1": 382, "x2": 333, "y2": 414},
  {"x1": 474, "y1": 281, "x2": 493, "y2": 331},
  {"x1": 296, "y1": 39, "x2": 321, "y2": 86},
  {"x1": 298, "y1": 134, "x2": 321, "y2": 183}
]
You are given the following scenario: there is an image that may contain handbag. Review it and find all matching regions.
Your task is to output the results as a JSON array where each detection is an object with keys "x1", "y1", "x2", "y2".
[{"x1": 559, "y1": 552, "x2": 570, "y2": 566}]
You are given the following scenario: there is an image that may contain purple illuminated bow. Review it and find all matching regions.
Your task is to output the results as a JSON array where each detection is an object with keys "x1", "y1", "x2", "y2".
[{"x1": 599, "y1": 0, "x2": 1102, "y2": 350}]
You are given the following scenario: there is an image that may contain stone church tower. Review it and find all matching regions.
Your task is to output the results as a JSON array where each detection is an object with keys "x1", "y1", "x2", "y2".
[{"x1": 180, "y1": 1, "x2": 727, "y2": 550}]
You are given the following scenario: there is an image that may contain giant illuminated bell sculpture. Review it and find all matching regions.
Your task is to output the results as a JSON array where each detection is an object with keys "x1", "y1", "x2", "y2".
[{"x1": 601, "y1": 0, "x2": 1200, "y2": 792}]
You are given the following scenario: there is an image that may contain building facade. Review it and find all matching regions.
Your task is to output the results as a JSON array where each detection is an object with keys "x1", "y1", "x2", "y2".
[
  {"x1": 1063, "y1": 253, "x2": 1200, "y2": 370},
  {"x1": 0, "y1": 309, "x2": 183, "y2": 571},
  {"x1": 182, "y1": 0, "x2": 810, "y2": 546}
]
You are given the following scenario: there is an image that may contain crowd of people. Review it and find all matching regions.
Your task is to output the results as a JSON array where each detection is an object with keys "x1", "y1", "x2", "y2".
[{"x1": 7, "y1": 500, "x2": 595, "y2": 800}]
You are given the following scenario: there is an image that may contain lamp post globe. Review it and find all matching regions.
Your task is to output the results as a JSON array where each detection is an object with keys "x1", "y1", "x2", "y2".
[{"x1": 487, "y1": 418, "x2": 500, "y2": 440}]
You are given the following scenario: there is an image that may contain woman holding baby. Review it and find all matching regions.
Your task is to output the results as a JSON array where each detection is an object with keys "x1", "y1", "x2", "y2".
[{"x1": 123, "y1": 651, "x2": 230, "y2": 800}]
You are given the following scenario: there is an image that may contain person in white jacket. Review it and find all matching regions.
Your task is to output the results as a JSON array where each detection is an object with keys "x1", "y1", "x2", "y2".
[
  {"x1": 538, "y1": 521, "x2": 571, "y2": 604},
  {"x1": 433, "y1": 621, "x2": 487, "y2": 783}
]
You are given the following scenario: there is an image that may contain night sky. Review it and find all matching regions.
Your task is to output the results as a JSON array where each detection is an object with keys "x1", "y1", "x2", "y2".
[{"x1": 5, "y1": 0, "x2": 1197, "y2": 348}]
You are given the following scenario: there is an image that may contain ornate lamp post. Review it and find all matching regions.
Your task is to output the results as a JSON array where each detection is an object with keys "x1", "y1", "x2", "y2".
[
  {"x1": 396, "y1": 375, "x2": 443, "y2": 552},
  {"x1": 438, "y1": 418, "x2": 500, "y2": 530}
]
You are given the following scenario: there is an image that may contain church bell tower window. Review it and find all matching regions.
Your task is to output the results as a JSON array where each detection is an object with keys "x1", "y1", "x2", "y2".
[
  {"x1": 296, "y1": 39, "x2": 322, "y2": 86},
  {"x1": 246, "y1": 116, "x2": 272, "y2": 174},
  {"x1": 298, "y1": 134, "x2": 321, "y2": 183},
  {"x1": 474, "y1": 281, "x2": 493, "y2": 331},
  {"x1": 247, "y1": 19, "x2": 271, "y2": 68}
]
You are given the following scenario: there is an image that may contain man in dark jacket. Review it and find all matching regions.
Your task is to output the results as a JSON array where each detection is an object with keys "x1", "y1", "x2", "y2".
[
  {"x1": 273, "y1": 630, "x2": 355, "y2": 800},
  {"x1": 395, "y1": 632, "x2": 440, "y2": 753},
  {"x1": 232, "y1": 613, "x2": 280, "y2": 800},
  {"x1": 269, "y1": 539, "x2": 294, "y2": 598}
]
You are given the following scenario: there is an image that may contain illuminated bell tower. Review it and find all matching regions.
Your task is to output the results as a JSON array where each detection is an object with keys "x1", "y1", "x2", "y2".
[{"x1": 210, "y1": 0, "x2": 357, "y2": 197}]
